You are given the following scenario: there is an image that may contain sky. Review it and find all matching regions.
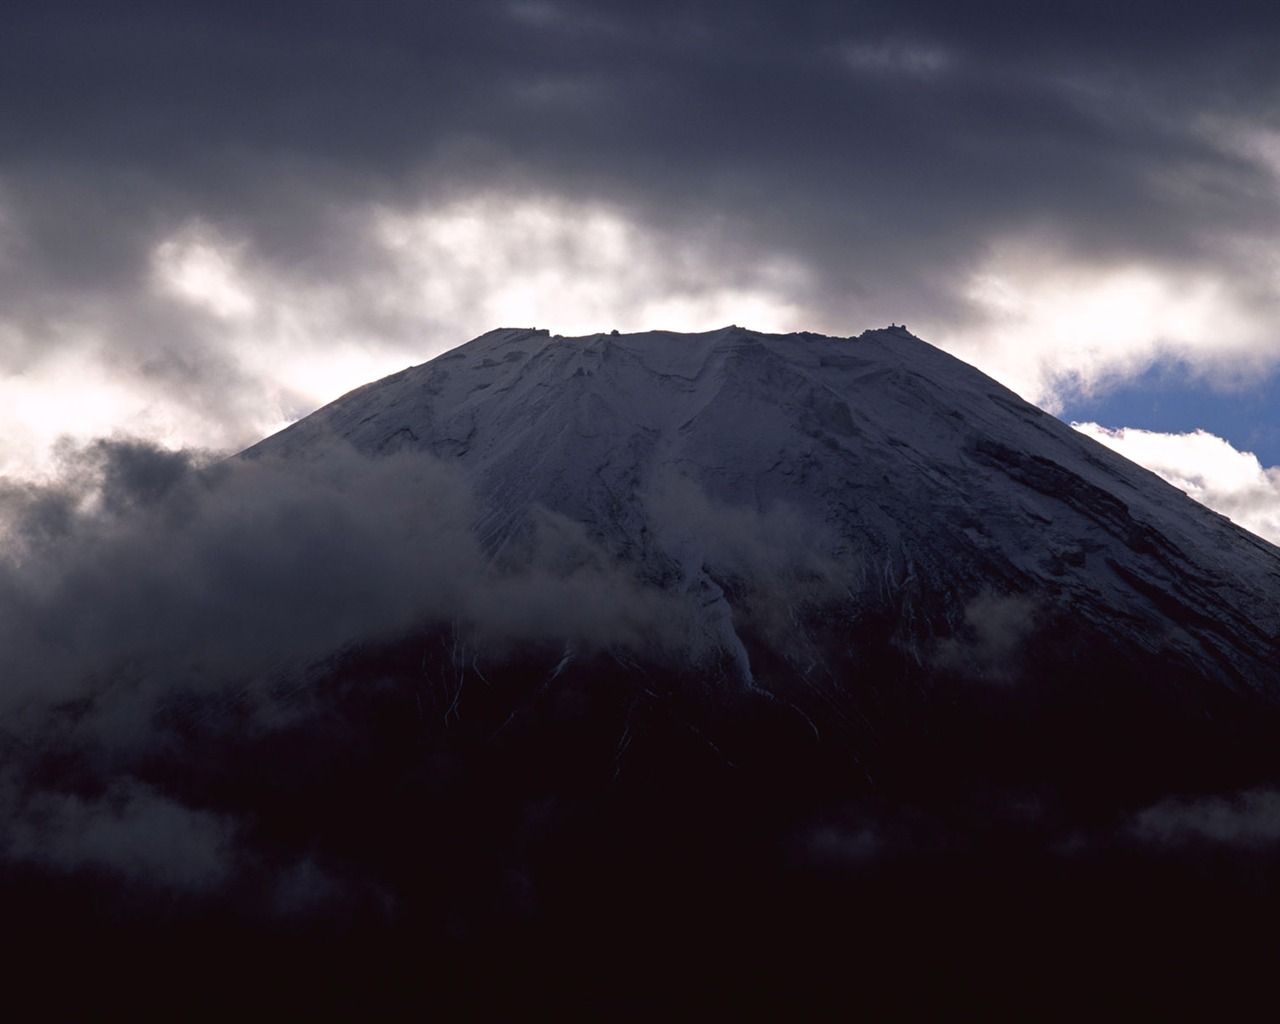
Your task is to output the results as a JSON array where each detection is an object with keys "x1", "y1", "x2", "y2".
[{"x1": 2, "y1": 0, "x2": 1280, "y2": 538}]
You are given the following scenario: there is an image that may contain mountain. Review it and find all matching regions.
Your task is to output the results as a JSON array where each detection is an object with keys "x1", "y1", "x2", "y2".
[
  {"x1": 249, "y1": 323, "x2": 1280, "y2": 705},
  {"x1": 10, "y1": 325, "x2": 1280, "y2": 1015}
]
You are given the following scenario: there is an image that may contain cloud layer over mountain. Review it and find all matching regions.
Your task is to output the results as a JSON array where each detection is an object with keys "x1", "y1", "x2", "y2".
[{"x1": 0, "y1": 433, "x2": 850, "y2": 899}]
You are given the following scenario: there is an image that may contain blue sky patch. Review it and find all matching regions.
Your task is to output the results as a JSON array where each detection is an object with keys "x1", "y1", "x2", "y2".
[{"x1": 1058, "y1": 361, "x2": 1280, "y2": 469}]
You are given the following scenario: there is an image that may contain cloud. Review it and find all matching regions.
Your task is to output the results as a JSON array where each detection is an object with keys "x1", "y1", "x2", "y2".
[
  {"x1": 0, "y1": 442, "x2": 483, "y2": 717},
  {"x1": 0, "y1": 431, "x2": 855, "y2": 723},
  {"x1": 369, "y1": 194, "x2": 808, "y2": 340},
  {"x1": 0, "y1": 438, "x2": 510, "y2": 897},
  {"x1": 458, "y1": 504, "x2": 692, "y2": 655},
  {"x1": 643, "y1": 468, "x2": 846, "y2": 591},
  {"x1": 940, "y1": 237, "x2": 1276, "y2": 409},
  {"x1": 0, "y1": 432, "x2": 863, "y2": 904},
  {"x1": 1072, "y1": 422, "x2": 1280, "y2": 544},
  {"x1": 642, "y1": 468, "x2": 854, "y2": 653},
  {"x1": 2, "y1": 778, "x2": 238, "y2": 892},
  {"x1": 930, "y1": 591, "x2": 1043, "y2": 684},
  {"x1": 1130, "y1": 788, "x2": 1280, "y2": 849}
]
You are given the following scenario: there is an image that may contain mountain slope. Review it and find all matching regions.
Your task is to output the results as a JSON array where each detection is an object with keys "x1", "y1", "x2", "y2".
[{"x1": 247, "y1": 324, "x2": 1280, "y2": 696}]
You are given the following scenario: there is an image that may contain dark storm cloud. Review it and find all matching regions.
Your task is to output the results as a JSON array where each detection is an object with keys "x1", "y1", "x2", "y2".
[{"x1": 5, "y1": 0, "x2": 1280, "y2": 362}]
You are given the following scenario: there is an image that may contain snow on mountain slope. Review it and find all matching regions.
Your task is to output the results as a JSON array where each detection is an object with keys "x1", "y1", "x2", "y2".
[{"x1": 246, "y1": 324, "x2": 1280, "y2": 695}]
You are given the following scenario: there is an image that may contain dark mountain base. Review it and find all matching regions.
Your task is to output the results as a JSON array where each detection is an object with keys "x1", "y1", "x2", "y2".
[{"x1": 9, "y1": 627, "x2": 1280, "y2": 1017}]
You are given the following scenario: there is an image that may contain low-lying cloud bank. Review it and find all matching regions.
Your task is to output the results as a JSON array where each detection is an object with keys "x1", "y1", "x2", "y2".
[
  {"x1": 0, "y1": 436, "x2": 854, "y2": 900},
  {"x1": 3, "y1": 438, "x2": 802, "y2": 721}
]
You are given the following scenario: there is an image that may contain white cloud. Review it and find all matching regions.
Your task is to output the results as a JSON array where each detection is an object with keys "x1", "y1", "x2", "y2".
[
  {"x1": 1072, "y1": 421, "x2": 1280, "y2": 544},
  {"x1": 369, "y1": 193, "x2": 807, "y2": 338},
  {"x1": 1197, "y1": 117, "x2": 1280, "y2": 203},
  {"x1": 928, "y1": 235, "x2": 1276, "y2": 410},
  {"x1": 0, "y1": 349, "x2": 202, "y2": 479},
  {"x1": 152, "y1": 222, "x2": 257, "y2": 320}
]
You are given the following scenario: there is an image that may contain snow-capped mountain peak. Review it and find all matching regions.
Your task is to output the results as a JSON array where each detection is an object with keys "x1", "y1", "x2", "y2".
[{"x1": 247, "y1": 325, "x2": 1280, "y2": 695}]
